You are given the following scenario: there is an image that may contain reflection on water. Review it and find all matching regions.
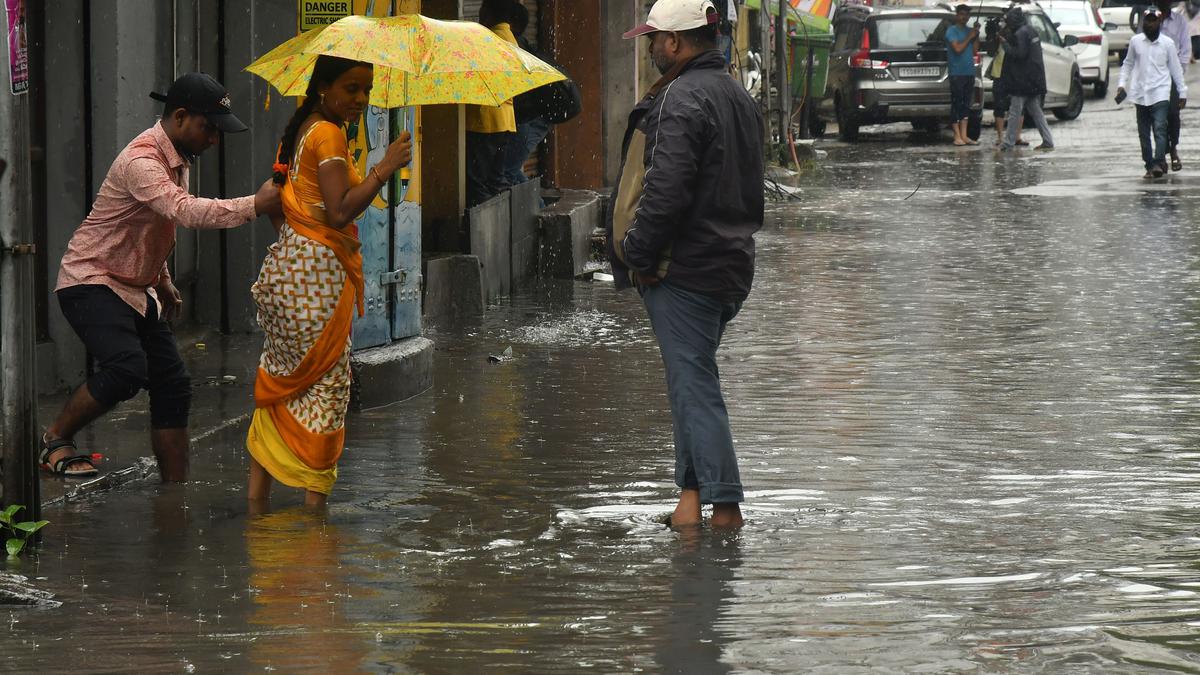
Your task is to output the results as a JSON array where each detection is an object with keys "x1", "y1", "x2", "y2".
[
  {"x1": 242, "y1": 511, "x2": 365, "y2": 672},
  {"x1": 9, "y1": 137, "x2": 1200, "y2": 672}
]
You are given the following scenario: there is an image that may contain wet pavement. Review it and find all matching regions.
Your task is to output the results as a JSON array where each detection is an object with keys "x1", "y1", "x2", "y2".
[{"x1": 12, "y1": 80, "x2": 1200, "y2": 672}]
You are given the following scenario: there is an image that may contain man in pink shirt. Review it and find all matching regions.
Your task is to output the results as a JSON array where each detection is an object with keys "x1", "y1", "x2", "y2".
[{"x1": 43, "y1": 73, "x2": 280, "y2": 481}]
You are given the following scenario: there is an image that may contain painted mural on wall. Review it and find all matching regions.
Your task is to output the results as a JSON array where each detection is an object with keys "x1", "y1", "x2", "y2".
[
  {"x1": 292, "y1": 0, "x2": 423, "y2": 349},
  {"x1": 346, "y1": 0, "x2": 423, "y2": 349}
]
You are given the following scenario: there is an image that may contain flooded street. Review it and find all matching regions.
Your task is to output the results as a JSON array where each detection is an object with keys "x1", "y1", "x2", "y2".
[{"x1": 11, "y1": 94, "x2": 1200, "y2": 673}]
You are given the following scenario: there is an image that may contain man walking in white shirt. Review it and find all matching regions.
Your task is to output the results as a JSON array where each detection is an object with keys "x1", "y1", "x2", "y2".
[
  {"x1": 1151, "y1": 0, "x2": 1190, "y2": 170},
  {"x1": 1117, "y1": 8, "x2": 1188, "y2": 178}
]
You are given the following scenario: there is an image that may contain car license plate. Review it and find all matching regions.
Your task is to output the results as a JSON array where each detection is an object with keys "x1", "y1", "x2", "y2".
[{"x1": 899, "y1": 66, "x2": 940, "y2": 77}]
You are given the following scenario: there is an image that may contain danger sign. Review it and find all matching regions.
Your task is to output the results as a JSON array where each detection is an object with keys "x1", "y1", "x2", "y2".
[{"x1": 299, "y1": 0, "x2": 350, "y2": 32}]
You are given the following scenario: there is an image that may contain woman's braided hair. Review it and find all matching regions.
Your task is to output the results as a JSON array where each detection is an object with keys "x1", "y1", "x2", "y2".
[{"x1": 273, "y1": 55, "x2": 371, "y2": 185}]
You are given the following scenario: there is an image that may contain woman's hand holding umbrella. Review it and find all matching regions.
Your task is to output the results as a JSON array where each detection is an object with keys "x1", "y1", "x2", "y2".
[{"x1": 370, "y1": 130, "x2": 413, "y2": 185}]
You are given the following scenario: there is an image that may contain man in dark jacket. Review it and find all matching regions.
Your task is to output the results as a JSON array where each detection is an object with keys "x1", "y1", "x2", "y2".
[
  {"x1": 998, "y1": 7, "x2": 1055, "y2": 151},
  {"x1": 609, "y1": 0, "x2": 765, "y2": 530}
]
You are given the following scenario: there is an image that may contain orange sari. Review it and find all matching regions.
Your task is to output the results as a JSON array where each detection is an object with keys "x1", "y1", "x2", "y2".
[{"x1": 246, "y1": 121, "x2": 364, "y2": 494}]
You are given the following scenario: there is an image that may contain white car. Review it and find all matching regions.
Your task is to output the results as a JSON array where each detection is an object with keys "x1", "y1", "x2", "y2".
[
  {"x1": 1043, "y1": 0, "x2": 1111, "y2": 97},
  {"x1": 1098, "y1": 0, "x2": 1137, "y2": 56}
]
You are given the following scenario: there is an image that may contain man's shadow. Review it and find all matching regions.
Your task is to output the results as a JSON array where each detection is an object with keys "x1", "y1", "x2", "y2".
[{"x1": 655, "y1": 530, "x2": 744, "y2": 674}]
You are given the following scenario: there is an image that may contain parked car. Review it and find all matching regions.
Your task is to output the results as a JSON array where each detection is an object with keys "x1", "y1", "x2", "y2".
[
  {"x1": 1042, "y1": 0, "x2": 1111, "y2": 96},
  {"x1": 1098, "y1": 0, "x2": 1138, "y2": 57},
  {"x1": 816, "y1": 6, "x2": 983, "y2": 141},
  {"x1": 940, "y1": 0, "x2": 1084, "y2": 121}
]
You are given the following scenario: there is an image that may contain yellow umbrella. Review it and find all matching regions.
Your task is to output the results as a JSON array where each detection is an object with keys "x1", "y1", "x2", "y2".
[{"x1": 245, "y1": 14, "x2": 565, "y2": 108}]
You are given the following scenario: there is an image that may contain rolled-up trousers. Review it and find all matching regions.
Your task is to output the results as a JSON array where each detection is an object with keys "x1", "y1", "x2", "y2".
[{"x1": 642, "y1": 281, "x2": 744, "y2": 504}]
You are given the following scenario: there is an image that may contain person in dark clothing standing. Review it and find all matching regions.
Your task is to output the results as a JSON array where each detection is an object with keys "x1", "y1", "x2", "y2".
[
  {"x1": 502, "y1": 1, "x2": 552, "y2": 187},
  {"x1": 984, "y1": 14, "x2": 1026, "y2": 146},
  {"x1": 712, "y1": 0, "x2": 738, "y2": 64},
  {"x1": 998, "y1": 7, "x2": 1055, "y2": 151},
  {"x1": 609, "y1": 0, "x2": 765, "y2": 530},
  {"x1": 465, "y1": 0, "x2": 519, "y2": 206}
]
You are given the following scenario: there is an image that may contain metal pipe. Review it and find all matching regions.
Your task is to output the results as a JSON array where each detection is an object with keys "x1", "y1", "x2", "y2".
[
  {"x1": 761, "y1": 4, "x2": 772, "y2": 148},
  {"x1": 0, "y1": 8, "x2": 42, "y2": 515},
  {"x1": 776, "y1": 0, "x2": 788, "y2": 152}
]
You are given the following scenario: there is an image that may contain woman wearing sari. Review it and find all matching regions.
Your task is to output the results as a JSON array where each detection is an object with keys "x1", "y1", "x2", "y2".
[{"x1": 247, "y1": 55, "x2": 411, "y2": 509}]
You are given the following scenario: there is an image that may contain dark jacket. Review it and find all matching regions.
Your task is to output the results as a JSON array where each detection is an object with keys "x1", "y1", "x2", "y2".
[
  {"x1": 606, "y1": 50, "x2": 765, "y2": 304},
  {"x1": 1002, "y1": 10, "x2": 1047, "y2": 96}
]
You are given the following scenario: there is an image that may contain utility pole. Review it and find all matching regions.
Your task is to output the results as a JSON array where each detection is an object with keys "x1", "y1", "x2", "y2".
[
  {"x1": 776, "y1": 0, "x2": 789, "y2": 159},
  {"x1": 0, "y1": 1, "x2": 41, "y2": 516},
  {"x1": 761, "y1": 3, "x2": 772, "y2": 149}
]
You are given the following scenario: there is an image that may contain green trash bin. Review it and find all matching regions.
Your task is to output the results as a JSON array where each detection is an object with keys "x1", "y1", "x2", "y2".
[{"x1": 789, "y1": 31, "x2": 833, "y2": 101}]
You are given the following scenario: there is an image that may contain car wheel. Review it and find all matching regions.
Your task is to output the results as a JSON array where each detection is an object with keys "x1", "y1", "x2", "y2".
[
  {"x1": 1094, "y1": 64, "x2": 1110, "y2": 98},
  {"x1": 1054, "y1": 75, "x2": 1084, "y2": 120},
  {"x1": 836, "y1": 97, "x2": 860, "y2": 142}
]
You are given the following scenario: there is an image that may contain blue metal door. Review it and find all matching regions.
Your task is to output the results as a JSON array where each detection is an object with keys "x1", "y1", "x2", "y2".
[{"x1": 349, "y1": 84, "x2": 422, "y2": 348}]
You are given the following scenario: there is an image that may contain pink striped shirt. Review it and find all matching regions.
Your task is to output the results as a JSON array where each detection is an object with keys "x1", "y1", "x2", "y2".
[{"x1": 56, "y1": 122, "x2": 257, "y2": 316}]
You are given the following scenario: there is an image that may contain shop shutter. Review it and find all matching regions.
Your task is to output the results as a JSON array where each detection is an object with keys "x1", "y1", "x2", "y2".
[{"x1": 462, "y1": 0, "x2": 484, "y2": 21}]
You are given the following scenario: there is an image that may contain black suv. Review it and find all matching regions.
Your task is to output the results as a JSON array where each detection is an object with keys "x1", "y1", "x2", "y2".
[{"x1": 816, "y1": 6, "x2": 981, "y2": 141}]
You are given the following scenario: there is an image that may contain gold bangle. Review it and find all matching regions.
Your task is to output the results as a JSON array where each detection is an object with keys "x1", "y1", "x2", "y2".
[{"x1": 371, "y1": 166, "x2": 387, "y2": 184}]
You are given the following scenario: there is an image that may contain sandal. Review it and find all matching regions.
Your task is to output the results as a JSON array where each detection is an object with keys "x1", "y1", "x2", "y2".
[
  {"x1": 1172, "y1": 157, "x2": 1183, "y2": 172},
  {"x1": 39, "y1": 435, "x2": 98, "y2": 477}
]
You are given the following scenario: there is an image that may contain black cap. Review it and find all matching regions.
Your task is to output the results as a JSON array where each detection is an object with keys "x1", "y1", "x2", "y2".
[{"x1": 150, "y1": 73, "x2": 248, "y2": 134}]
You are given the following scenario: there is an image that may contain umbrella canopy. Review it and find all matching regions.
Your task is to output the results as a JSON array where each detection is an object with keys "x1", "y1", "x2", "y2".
[
  {"x1": 246, "y1": 14, "x2": 565, "y2": 108},
  {"x1": 744, "y1": 0, "x2": 834, "y2": 32}
]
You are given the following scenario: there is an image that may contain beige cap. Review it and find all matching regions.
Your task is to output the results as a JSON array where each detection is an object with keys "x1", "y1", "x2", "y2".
[{"x1": 623, "y1": 0, "x2": 718, "y2": 39}]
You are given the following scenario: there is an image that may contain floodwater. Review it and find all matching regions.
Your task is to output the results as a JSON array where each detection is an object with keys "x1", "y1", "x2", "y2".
[{"x1": 11, "y1": 99, "x2": 1200, "y2": 673}]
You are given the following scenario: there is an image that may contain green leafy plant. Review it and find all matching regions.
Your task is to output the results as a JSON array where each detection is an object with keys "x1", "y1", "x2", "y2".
[{"x1": 0, "y1": 505, "x2": 48, "y2": 558}]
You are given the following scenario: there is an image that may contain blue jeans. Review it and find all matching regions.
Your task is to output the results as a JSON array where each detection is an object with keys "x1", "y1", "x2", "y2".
[
  {"x1": 502, "y1": 117, "x2": 551, "y2": 187},
  {"x1": 642, "y1": 281, "x2": 744, "y2": 504},
  {"x1": 1137, "y1": 101, "x2": 1169, "y2": 171}
]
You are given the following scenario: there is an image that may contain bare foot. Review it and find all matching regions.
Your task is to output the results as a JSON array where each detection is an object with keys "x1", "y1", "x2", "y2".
[
  {"x1": 304, "y1": 490, "x2": 328, "y2": 510},
  {"x1": 670, "y1": 488, "x2": 702, "y2": 529},
  {"x1": 247, "y1": 497, "x2": 270, "y2": 517},
  {"x1": 710, "y1": 503, "x2": 744, "y2": 530}
]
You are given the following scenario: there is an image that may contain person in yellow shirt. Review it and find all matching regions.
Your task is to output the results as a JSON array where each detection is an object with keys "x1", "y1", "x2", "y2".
[{"x1": 466, "y1": 0, "x2": 519, "y2": 207}]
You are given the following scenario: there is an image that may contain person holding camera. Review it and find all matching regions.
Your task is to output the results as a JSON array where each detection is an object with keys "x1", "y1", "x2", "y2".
[
  {"x1": 998, "y1": 7, "x2": 1054, "y2": 151},
  {"x1": 1117, "y1": 8, "x2": 1188, "y2": 178}
]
